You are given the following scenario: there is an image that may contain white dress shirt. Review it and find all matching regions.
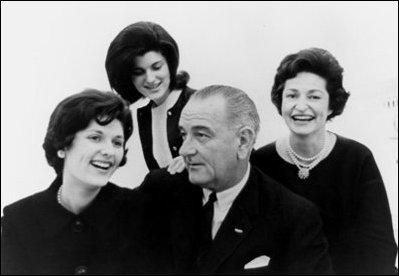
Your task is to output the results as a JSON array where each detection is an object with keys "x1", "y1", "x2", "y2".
[{"x1": 202, "y1": 165, "x2": 250, "y2": 239}]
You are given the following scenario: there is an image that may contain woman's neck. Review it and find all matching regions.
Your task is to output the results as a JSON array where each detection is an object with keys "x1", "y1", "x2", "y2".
[
  {"x1": 152, "y1": 89, "x2": 171, "y2": 107},
  {"x1": 59, "y1": 176, "x2": 101, "y2": 215},
  {"x1": 289, "y1": 129, "x2": 327, "y2": 158}
]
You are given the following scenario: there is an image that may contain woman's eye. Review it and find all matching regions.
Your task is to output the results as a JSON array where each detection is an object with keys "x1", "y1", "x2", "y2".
[
  {"x1": 285, "y1": 94, "x2": 296, "y2": 98},
  {"x1": 132, "y1": 69, "x2": 144, "y2": 76},
  {"x1": 89, "y1": 135, "x2": 101, "y2": 142},
  {"x1": 113, "y1": 140, "x2": 123, "y2": 147},
  {"x1": 152, "y1": 64, "x2": 162, "y2": 70}
]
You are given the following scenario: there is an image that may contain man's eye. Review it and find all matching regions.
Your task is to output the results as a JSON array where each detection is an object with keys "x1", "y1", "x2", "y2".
[{"x1": 196, "y1": 133, "x2": 209, "y2": 140}]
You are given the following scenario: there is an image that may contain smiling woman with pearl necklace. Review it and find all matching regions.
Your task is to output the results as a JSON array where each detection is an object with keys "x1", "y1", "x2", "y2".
[
  {"x1": 251, "y1": 47, "x2": 397, "y2": 275},
  {"x1": 1, "y1": 90, "x2": 169, "y2": 275}
]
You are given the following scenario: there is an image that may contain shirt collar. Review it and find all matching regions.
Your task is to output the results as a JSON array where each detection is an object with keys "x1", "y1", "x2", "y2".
[
  {"x1": 202, "y1": 164, "x2": 251, "y2": 209},
  {"x1": 152, "y1": 89, "x2": 182, "y2": 111}
]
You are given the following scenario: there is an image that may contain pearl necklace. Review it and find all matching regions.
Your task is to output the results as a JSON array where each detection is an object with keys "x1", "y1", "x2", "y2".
[
  {"x1": 57, "y1": 184, "x2": 64, "y2": 206},
  {"x1": 286, "y1": 134, "x2": 328, "y2": 180},
  {"x1": 287, "y1": 136, "x2": 325, "y2": 162}
]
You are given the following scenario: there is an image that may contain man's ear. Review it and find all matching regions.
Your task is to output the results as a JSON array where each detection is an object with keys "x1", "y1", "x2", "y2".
[{"x1": 237, "y1": 126, "x2": 256, "y2": 160}]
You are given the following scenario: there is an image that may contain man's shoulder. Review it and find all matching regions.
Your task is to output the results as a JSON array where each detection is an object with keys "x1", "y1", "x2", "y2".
[
  {"x1": 144, "y1": 167, "x2": 189, "y2": 184},
  {"x1": 138, "y1": 168, "x2": 190, "y2": 196},
  {"x1": 251, "y1": 167, "x2": 318, "y2": 219},
  {"x1": 252, "y1": 142, "x2": 276, "y2": 158},
  {"x1": 183, "y1": 86, "x2": 196, "y2": 96}
]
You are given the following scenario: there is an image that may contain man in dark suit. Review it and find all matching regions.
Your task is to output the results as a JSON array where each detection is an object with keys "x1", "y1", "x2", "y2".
[{"x1": 140, "y1": 85, "x2": 333, "y2": 274}]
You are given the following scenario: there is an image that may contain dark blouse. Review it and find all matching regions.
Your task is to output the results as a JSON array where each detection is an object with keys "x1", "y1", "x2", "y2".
[
  {"x1": 137, "y1": 86, "x2": 195, "y2": 170},
  {"x1": 251, "y1": 135, "x2": 397, "y2": 275},
  {"x1": 1, "y1": 177, "x2": 170, "y2": 275}
]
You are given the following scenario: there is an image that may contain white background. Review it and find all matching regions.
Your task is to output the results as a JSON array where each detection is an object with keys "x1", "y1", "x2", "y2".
[{"x1": 1, "y1": 2, "x2": 397, "y2": 247}]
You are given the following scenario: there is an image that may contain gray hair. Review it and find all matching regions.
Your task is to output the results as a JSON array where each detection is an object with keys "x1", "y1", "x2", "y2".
[{"x1": 191, "y1": 85, "x2": 260, "y2": 136}]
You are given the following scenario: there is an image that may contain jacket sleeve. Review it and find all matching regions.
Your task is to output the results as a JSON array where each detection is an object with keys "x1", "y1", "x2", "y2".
[
  {"x1": 137, "y1": 169, "x2": 171, "y2": 199},
  {"x1": 138, "y1": 168, "x2": 188, "y2": 198}
]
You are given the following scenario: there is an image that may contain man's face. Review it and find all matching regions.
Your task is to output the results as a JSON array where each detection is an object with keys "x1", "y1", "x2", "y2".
[{"x1": 179, "y1": 96, "x2": 241, "y2": 192}]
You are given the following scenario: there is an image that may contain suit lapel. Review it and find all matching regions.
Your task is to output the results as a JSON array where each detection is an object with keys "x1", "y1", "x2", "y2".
[
  {"x1": 199, "y1": 168, "x2": 261, "y2": 274},
  {"x1": 199, "y1": 203, "x2": 253, "y2": 273}
]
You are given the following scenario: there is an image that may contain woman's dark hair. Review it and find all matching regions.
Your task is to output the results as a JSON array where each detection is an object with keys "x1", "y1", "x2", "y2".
[
  {"x1": 271, "y1": 47, "x2": 350, "y2": 120},
  {"x1": 43, "y1": 89, "x2": 133, "y2": 176},
  {"x1": 105, "y1": 21, "x2": 190, "y2": 104}
]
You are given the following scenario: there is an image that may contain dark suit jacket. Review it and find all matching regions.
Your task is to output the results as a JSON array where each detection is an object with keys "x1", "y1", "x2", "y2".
[
  {"x1": 1, "y1": 177, "x2": 169, "y2": 275},
  {"x1": 137, "y1": 86, "x2": 195, "y2": 170},
  {"x1": 139, "y1": 167, "x2": 333, "y2": 275}
]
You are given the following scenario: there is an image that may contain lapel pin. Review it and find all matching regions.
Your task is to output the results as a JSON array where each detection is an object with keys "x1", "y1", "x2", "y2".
[{"x1": 234, "y1": 228, "x2": 244, "y2": 234}]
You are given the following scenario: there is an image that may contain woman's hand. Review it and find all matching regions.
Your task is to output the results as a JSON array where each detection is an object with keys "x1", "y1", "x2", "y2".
[{"x1": 167, "y1": 156, "x2": 186, "y2": 175}]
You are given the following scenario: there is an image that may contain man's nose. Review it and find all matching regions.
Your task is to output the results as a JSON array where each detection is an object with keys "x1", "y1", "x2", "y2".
[{"x1": 179, "y1": 137, "x2": 196, "y2": 157}]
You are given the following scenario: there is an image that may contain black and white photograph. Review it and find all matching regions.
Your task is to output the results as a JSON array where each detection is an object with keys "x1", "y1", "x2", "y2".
[{"x1": 1, "y1": 1, "x2": 398, "y2": 274}]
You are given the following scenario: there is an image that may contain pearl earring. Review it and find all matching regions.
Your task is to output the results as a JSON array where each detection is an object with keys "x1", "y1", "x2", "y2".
[{"x1": 57, "y1": 150, "x2": 65, "y2": 158}]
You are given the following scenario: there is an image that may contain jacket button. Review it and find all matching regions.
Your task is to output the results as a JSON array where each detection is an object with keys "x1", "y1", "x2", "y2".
[
  {"x1": 167, "y1": 111, "x2": 172, "y2": 116},
  {"x1": 74, "y1": 265, "x2": 88, "y2": 275},
  {"x1": 172, "y1": 146, "x2": 177, "y2": 151},
  {"x1": 72, "y1": 220, "x2": 84, "y2": 233}
]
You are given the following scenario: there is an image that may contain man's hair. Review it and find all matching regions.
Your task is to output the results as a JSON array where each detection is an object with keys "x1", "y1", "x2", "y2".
[{"x1": 191, "y1": 85, "x2": 260, "y2": 136}]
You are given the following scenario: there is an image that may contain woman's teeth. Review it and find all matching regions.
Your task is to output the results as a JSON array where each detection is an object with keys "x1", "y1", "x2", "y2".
[
  {"x1": 146, "y1": 83, "x2": 161, "y2": 90},
  {"x1": 292, "y1": 115, "x2": 314, "y2": 121},
  {"x1": 91, "y1": 161, "x2": 112, "y2": 170}
]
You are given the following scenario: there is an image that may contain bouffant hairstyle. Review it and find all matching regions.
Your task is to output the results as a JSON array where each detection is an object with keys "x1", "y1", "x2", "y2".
[
  {"x1": 43, "y1": 89, "x2": 133, "y2": 176},
  {"x1": 105, "y1": 21, "x2": 189, "y2": 104},
  {"x1": 271, "y1": 47, "x2": 350, "y2": 120}
]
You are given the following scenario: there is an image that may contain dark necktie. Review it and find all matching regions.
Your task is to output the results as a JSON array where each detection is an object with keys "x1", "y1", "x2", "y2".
[{"x1": 197, "y1": 192, "x2": 217, "y2": 266}]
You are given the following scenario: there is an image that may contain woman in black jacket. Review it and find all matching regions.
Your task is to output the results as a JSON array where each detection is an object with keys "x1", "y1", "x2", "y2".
[
  {"x1": 106, "y1": 21, "x2": 195, "y2": 171},
  {"x1": 1, "y1": 90, "x2": 169, "y2": 275}
]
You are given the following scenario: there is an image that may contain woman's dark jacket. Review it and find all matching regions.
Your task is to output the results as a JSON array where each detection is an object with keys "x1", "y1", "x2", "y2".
[
  {"x1": 1, "y1": 177, "x2": 172, "y2": 275},
  {"x1": 137, "y1": 86, "x2": 195, "y2": 170}
]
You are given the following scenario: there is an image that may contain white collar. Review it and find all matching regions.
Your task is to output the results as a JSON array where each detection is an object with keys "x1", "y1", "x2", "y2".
[
  {"x1": 202, "y1": 165, "x2": 251, "y2": 209},
  {"x1": 152, "y1": 89, "x2": 182, "y2": 111}
]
